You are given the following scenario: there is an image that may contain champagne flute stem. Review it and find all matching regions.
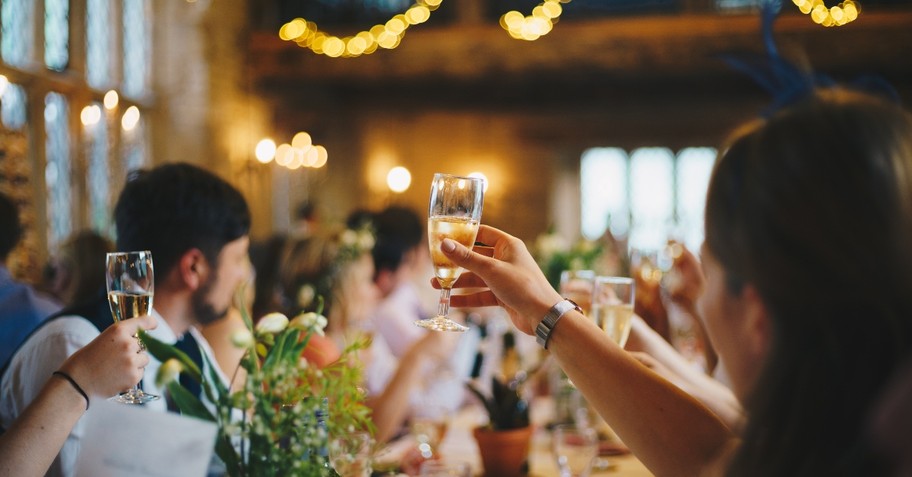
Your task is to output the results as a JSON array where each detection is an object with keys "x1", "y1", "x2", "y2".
[{"x1": 437, "y1": 288, "x2": 452, "y2": 318}]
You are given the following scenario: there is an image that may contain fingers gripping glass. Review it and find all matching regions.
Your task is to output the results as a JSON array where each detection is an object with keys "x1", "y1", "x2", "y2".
[
  {"x1": 418, "y1": 173, "x2": 485, "y2": 332},
  {"x1": 106, "y1": 251, "x2": 159, "y2": 404}
]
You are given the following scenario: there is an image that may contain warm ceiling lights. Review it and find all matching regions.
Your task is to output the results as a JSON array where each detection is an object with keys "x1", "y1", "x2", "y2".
[
  {"x1": 500, "y1": 0, "x2": 571, "y2": 41},
  {"x1": 278, "y1": 0, "x2": 441, "y2": 58},
  {"x1": 260, "y1": 132, "x2": 329, "y2": 170},
  {"x1": 793, "y1": 0, "x2": 859, "y2": 26}
]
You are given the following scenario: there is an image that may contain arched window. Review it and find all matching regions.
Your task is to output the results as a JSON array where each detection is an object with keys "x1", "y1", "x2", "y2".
[
  {"x1": 1, "y1": 0, "x2": 152, "y2": 258},
  {"x1": 45, "y1": 0, "x2": 70, "y2": 71},
  {"x1": 45, "y1": 93, "x2": 73, "y2": 250}
]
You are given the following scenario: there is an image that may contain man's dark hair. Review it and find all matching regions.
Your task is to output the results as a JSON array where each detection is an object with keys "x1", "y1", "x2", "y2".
[
  {"x1": 0, "y1": 191, "x2": 23, "y2": 261},
  {"x1": 113, "y1": 163, "x2": 250, "y2": 279},
  {"x1": 371, "y1": 206, "x2": 423, "y2": 274}
]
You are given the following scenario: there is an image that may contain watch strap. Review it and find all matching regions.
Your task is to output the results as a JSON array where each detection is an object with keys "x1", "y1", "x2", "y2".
[{"x1": 535, "y1": 298, "x2": 582, "y2": 349}]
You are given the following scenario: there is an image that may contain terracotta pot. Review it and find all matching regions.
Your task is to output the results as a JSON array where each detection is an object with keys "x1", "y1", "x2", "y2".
[{"x1": 472, "y1": 426, "x2": 533, "y2": 477}]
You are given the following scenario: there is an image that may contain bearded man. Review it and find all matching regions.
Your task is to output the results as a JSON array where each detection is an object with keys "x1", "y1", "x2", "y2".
[{"x1": 0, "y1": 163, "x2": 251, "y2": 477}]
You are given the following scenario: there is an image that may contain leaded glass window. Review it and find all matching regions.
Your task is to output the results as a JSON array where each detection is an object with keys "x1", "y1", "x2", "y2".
[
  {"x1": 123, "y1": 118, "x2": 146, "y2": 173},
  {"x1": 87, "y1": 0, "x2": 113, "y2": 89},
  {"x1": 675, "y1": 147, "x2": 715, "y2": 250},
  {"x1": 581, "y1": 147, "x2": 628, "y2": 240},
  {"x1": 580, "y1": 146, "x2": 716, "y2": 252},
  {"x1": 122, "y1": 0, "x2": 149, "y2": 97},
  {"x1": 1, "y1": 83, "x2": 28, "y2": 130},
  {"x1": 45, "y1": 93, "x2": 72, "y2": 249},
  {"x1": 1, "y1": 0, "x2": 35, "y2": 67},
  {"x1": 45, "y1": 0, "x2": 70, "y2": 71},
  {"x1": 86, "y1": 102, "x2": 110, "y2": 233},
  {"x1": 629, "y1": 148, "x2": 675, "y2": 251}
]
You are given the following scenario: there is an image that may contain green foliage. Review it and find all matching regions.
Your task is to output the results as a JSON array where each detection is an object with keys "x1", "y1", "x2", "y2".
[
  {"x1": 466, "y1": 376, "x2": 530, "y2": 431},
  {"x1": 532, "y1": 230, "x2": 605, "y2": 289},
  {"x1": 143, "y1": 300, "x2": 373, "y2": 477}
]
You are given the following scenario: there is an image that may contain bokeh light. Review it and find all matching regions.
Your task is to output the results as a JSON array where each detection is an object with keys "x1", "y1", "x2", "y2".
[
  {"x1": 80, "y1": 105, "x2": 102, "y2": 126},
  {"x1": 255, "y1": 138, "x2": 277, "y2": 164},
  {"x1": 121, "y1": 106, "x2": 140, "y2": 131},
  {"x1": 387, "y1": 166, "x2": 412, "y2": 193}
]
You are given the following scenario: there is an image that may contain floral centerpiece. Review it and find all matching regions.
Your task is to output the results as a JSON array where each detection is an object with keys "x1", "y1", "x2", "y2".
[
  {"x1": 141, "y1": 299, "x2": 373, "y2": 477},
  {"x1": 532, "y1": 230, "x2": 624, "y2": 289}
]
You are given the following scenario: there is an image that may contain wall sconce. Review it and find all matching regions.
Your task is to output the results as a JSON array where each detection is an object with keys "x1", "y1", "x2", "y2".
[
  {"x1": 387, "y1": 166, "x2": 412, "y2": 193},
  {"x1": 261, "y1": 131, "x2": 328, "y2": 170}
]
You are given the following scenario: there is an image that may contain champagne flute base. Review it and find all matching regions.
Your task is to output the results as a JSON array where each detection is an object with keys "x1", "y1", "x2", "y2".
[
  {"x1": 111, "y1": 389, "x2": 159, "y2": 404},
  {"x1": 415, "y1": 316, "x2": 468, "y2": 332}
]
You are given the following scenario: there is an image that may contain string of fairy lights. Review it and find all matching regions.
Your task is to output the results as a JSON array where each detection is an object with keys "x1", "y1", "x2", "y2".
[
  {"x1": 278, "y1": 0, "x2": 857, "y2": 58},
  {"x1": 278, "y1": 0, "x2": 572, "y2": 58},
  {"x1": 792, "y1": 0, "x2": 859, "y2": 26}
]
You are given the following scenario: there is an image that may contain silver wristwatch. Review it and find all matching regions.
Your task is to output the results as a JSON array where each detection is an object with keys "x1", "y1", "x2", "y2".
[{"x1": 535, "y1": 298, "x2": 582, "y2": 349}]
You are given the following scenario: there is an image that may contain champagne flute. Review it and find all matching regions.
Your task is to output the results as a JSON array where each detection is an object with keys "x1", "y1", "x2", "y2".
[
  {"x1": 552, "y1": 424, "x2": 599, "y2": 477},
  {"x1": 591, "y1": 276, "x2": 635, "y2": 347},
  {"x1": 106, "y1": 250, "x2": 159, "y2": 404},
  {"x1": 559, "y1": 270, "x2": 596, "y2": 316},
  {"x1": 418, "y1": 173, "x2": 484, "y2": 332}
]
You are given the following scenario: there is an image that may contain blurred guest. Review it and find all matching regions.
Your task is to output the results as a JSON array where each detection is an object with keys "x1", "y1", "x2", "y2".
[
  {"x1": 249, "y1": 234, "x2": 288, "y2": 321},
  {"x1": 1, "y1": 163, "x2": 251, "y2": 477},
  {"x1": 439, "y1": 89, "x2": 912, "y2": 475},
  {"x1": 278, "y1": 225, "x2": 452, "y2": 442},
  {"x1": 0, "y1": 191, "x2": 61, "y2": 368},
  {"x1": 198, "y1": 259, "x2": 254, "y2": 390},
  {"x1": 292, "y1": 201, "x2": 320, "y2": 239},
  {"x1": 0, "y1": 315, "x2": 155, "y2": 477},
  {"x1": 43, "y1": 230, "x2": 113, "y2": 307},
  {"x1": 367, "y1": 206, "x2": 471, "y2": 414}
]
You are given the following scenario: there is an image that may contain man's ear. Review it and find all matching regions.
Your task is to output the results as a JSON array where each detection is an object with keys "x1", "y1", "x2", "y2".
[
  {"x1": 178, "y1": 248, "x2": 208, "y2": 291},
  {"x1": 740, "y1": 284, "x2": 772, "y2": 364}
]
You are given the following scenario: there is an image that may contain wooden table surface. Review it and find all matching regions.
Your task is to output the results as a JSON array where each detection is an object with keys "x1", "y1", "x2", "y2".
[{"x1": 376, "y1": 397, "x2": 654, "y2": 476}]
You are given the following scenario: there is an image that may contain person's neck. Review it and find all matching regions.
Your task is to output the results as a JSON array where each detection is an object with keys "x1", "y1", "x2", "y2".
[{"x1": 152, "y1": 287, "x2": 195, "y2": 337}]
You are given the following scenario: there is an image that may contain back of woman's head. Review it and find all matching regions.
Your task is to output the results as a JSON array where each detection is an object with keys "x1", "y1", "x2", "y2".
[
  {"x1": 278, "y1": 226, "x2": 374, "y2": 329},
  {"x1": 58, "y1": 230, "x2": 113, "y2": 306},
  {"x1": 280, "y1": 231, "x2": 341, "y2": 317},
  {"x1": 707, "y1": 89, "x2": 912, "y2": 475}
]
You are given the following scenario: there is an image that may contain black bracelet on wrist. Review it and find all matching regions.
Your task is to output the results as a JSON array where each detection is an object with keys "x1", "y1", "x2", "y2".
[{"x1": 53, "y1": 371, "x2": 90, "y2": 410}]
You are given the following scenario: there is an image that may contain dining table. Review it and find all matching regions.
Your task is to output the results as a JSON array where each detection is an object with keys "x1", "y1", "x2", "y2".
[{"x1": 374, "y1": 396, "x2": 654, "y2": 476}]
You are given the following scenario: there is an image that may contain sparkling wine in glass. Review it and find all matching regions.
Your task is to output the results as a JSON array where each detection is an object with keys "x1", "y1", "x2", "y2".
[
  {"x1": 418, "y1": 173, "x2": 484, "y2": 332},
  {"x1": 591, "y1": 276, "x2": 635, "y2": 347},
  {"x1": 106, "y1": 250, "x2": 159, "y2": 404}
]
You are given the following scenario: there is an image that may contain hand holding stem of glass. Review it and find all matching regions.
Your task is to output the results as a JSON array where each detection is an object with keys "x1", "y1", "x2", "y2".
[
  {"x1": 106, "y1": 250, "x2": 159, "y2": 404},
  {"x1": 418, "y1": 173, "x2": 485, "y2": 332},
  {"x1": 591, "y1": 276, "x2": 635, "y2": 347}
]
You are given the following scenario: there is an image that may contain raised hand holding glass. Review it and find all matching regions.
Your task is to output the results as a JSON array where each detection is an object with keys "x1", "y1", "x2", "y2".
[
  {"x1": 106, "y1": 251, "x2": 158, "y2": 404},
  {"x1": 418, "y1": 173, "x2": 484, "y2": 332}
]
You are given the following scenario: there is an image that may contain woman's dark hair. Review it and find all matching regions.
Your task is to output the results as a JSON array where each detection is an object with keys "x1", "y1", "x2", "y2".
[
  {"x1": 705, "y1": 89, "x2": 912, "y2": 475},
  {"x1": 0, "y1": 191, "x2": 23, "y2": 260},
  {"x1": 56, "y1": 230, "x2": 114, "y2": 306},
  {"x1": 371, "y1": 206, "x2": 423, "y2": 275},
  {"x1": 250, "y1": 234, "x2": 288, "y2": 321},
  {"x1": 113, "y1": 163, "x2": 250, "y2": 281}
]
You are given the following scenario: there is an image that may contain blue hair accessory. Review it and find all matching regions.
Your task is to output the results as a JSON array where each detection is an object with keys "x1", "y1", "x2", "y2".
[{"x1": 720, "y1": 0, "x2": 900, "y2": 117}]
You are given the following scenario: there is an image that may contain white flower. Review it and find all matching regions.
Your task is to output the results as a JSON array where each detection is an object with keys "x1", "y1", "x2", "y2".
[
  {"x1": 356, "y1": 231, "x2": 375, "y2": 250},
  {"x1": 230, "y1": 328, "x2": 255, "y2": 348},
  {"x1": 297, "y1": 284, "x2": 315, "y2": 309},
  {"x1": 256, "y1": 312, "x2": 289, "y2": 334},
  {"x1": 289, "y1": 311, "x2": 327, "y2": 336},
  {"x1": 340, "y1": 229, "x2": 358, "y2": 246},
  {"x1": 156, "y1": 358, "x2": 183, "y2": 388}
]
